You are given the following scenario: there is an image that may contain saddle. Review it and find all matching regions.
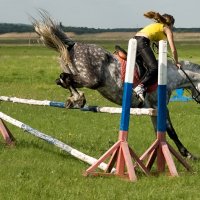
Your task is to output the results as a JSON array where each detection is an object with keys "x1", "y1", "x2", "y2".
[{"x1": 114, "y1": 45, "x2": 157, "y2": 93}]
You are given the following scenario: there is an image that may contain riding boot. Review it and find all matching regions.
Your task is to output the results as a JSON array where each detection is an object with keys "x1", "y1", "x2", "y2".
[{"x1": 133, "y1": 84, "x2": 146, "y2": 102}]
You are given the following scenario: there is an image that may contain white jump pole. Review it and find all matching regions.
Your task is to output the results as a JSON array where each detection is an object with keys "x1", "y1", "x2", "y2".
[
  {"x1": 0, "y1": 96, "x2": 65, "y2": 108},
  {"x1": 0, "y1": 111, "x2": 115, "y2": 172},
  {"x1": 0, "y1": 96, "x2": 156, "y2": 116}
]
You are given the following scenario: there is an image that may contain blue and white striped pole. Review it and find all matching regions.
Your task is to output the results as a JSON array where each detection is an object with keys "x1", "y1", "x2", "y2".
[
  {"x1": 85, "y1": 39, "x2": 150, "y2": 181},
  {"x1": 120, "y1": 38, "x2": 137, "y2": 133},
  {"x1": 157, "y1": 40, "x2": 168, "y2": 133},
  {"x1": 0, "y1": 96, "x2": 65, "y2": 108},
  {"x1": 140, "y1": 40, "x2": 188, "y2": 176},
  {"x1": 0, "y1": 111, "x2": 114, "y2": 172},
  {"x1": 0, "y1": 96, "x2": 156, "y2": 115}
]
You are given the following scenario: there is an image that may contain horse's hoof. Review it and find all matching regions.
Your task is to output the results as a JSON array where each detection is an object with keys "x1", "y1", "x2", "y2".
[
  {"x1": 65, "y1": 94, "x2": 86, "y2": 109},
  {"x1": 186, "y1": 153, "x2": 199, "y2": 161},
  {"x1": 65, "y1": 99, "x2": 74, "y2": 109},
  {"x1": 179, "y1": 148, "x2": 198, "y2": 160}
]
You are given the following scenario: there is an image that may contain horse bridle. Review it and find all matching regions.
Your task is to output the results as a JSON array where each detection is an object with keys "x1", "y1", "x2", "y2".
[
  {"x1": 179, "y1": 67, "x2": 200, "y2": 104},
  {"x1": 152, "y1": 42, "x2": 200, "y2": 104}
]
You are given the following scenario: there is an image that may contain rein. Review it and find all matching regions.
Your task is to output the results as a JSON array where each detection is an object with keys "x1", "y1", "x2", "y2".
[{"x1": 152, "y1": 42, "x2": 200, "y2": 104}]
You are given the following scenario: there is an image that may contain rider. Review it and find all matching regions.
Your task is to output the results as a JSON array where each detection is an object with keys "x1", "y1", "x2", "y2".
[{"x1": 133, "y1": 11, "x2": 181, "y2": 102}]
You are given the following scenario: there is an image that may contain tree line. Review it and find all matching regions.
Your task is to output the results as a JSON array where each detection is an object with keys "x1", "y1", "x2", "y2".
[{"x1": 0, "y1": 23, "x2": 200, "y2": 34}]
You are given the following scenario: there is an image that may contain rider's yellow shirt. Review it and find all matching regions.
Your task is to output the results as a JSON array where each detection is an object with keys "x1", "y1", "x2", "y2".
[{"x1": 139, "y1": 23, "x2": 167, "y2": 42}]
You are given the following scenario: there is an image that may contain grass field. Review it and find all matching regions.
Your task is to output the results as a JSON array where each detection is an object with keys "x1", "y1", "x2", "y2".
[{"x1": 0, "y1": 38, "x2": 200, "y2": 200}]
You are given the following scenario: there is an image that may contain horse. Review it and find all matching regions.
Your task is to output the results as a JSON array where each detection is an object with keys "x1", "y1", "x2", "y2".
[{"x1": 32, "y1": 12, "x2": 200, "y2": 160}]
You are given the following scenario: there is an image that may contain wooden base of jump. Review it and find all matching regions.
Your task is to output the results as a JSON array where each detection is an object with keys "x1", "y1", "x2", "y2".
[
  {"x1": 0, "y1": 119, "x2": 15, "y2": 145},
  {"x1": 140, "y1": 133, "x2": 191, "y2": 176},
  {"x1": 84, "y1": 131, "x2": 150, "y2": 182},
  {"x1": 1, "y1": 117, "x2": 192, "y2": 179}
]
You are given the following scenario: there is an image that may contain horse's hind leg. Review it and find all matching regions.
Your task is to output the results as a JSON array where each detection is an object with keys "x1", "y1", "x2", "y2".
[
  {"x1": 166, "y1": 110, "x2": 197, "y2": 160},
  {"x1": 151, "y1": 112, "x2": 197, "y2": 160}
]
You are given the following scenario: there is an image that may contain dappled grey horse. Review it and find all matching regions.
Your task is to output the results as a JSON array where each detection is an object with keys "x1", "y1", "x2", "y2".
[{"x1": 33, "y1": 12, "x2": 200, "y2": 160}]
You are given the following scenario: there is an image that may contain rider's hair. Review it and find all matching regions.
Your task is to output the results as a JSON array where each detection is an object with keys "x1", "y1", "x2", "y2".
[{"x1": 144, "y1": 11, "x2": 175, "y2": 26}]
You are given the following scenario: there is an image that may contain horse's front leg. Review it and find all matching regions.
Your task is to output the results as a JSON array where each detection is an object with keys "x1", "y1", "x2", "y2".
[
  {"x1": 66, "y1": 86, "x2": 86, "y2": 108},
  {"x1": 55, "y1": 73, "x2": 86, "y2": 108}
]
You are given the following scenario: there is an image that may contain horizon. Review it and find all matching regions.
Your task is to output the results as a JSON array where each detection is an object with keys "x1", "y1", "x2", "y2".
[{"x1": 0, "y1": 22, "x2": 200, "y2": 30}]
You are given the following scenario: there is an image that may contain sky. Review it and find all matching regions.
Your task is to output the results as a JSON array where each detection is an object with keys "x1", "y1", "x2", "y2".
[{"x1": 0, "y1": 0, "x2": 199, "y2": 29}]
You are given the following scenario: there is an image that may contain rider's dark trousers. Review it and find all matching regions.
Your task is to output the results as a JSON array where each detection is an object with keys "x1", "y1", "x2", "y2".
[{"x1": 134, "y1": 36, "x2": 158, "y2": 88}]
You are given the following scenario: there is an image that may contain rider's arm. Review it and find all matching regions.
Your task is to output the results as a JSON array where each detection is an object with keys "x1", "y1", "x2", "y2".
[{"x1": 164, "y1": 26, "x2": 181, "y2": 68}]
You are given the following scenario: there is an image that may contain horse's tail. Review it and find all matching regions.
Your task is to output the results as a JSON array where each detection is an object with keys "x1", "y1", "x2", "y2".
[{"x1": 32, "y1": 10, "x2": 75, "y2": 71}]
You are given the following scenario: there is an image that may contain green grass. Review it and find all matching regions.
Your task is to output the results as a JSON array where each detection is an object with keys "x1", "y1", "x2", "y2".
[
  {"x1": 0, "y1": 43, "x2": 200, "y2": 200},
  {"x1": 176, "y1": 41, "x2": 200, "y2": 63}
]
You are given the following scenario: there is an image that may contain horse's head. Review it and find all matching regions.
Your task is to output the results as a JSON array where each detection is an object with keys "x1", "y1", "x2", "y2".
[
  {"x1": 181, "y1": 61, "x2": 200, "y2": 104},
  {"x1": 190, "y1": 82, "x2": 200, "y2": 103}
]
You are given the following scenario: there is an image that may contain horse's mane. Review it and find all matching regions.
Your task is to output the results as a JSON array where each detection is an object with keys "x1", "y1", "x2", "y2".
[{"x1": 181, "y1": 60, "x2": 200, "y2": 71}]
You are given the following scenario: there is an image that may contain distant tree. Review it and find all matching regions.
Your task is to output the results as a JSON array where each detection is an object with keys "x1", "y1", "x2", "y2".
[{"x1": 0, "y1": 23, "x2": 199, "y2": 34}]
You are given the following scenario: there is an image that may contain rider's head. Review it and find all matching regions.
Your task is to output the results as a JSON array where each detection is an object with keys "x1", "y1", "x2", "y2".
[
  {"x1": 162, "y1": 14, "x2": 175, "y2": 26},
  {"x1": 144, "y1": 11, "x2": 175, "y2": 27}
]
